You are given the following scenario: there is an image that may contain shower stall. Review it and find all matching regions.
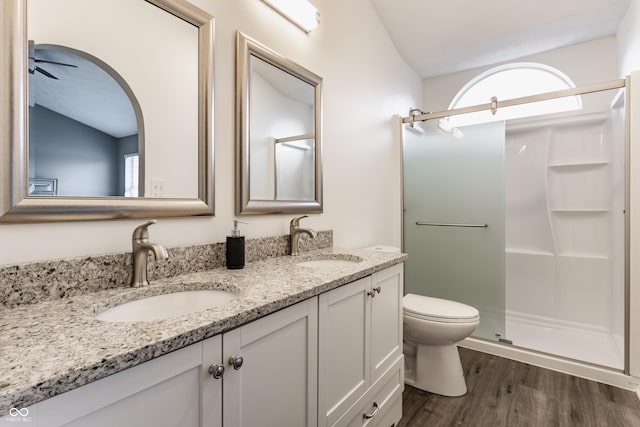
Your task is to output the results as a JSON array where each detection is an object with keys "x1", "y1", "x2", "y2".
[{"x1": 401, "y1": 79, "x2": 629, "y2": 372}]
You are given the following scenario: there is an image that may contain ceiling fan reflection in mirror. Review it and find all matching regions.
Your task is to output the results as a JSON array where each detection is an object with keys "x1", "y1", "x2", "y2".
[{"x1": 28, "y1": 40, "x2": 77, "y2": 80}]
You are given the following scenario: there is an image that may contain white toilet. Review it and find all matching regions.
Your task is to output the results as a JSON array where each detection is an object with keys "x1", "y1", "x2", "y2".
[{"x1": 403, "y1": 293, "x2": 480, "y2": 397}]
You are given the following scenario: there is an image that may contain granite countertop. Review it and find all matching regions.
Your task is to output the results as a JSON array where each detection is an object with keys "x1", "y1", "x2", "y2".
[{"x1": 0, "y1": 247, "x2": 406, "y2": 414}]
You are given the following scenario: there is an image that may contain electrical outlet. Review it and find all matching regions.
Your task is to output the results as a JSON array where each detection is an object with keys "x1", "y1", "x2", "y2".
[{"x1": 151, "y1": 179, "x2": 166, "y2": 198}]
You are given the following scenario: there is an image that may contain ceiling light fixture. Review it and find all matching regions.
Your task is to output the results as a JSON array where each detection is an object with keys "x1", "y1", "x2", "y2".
[{"x1": 263, "y1": 0, "x2": 319, "y2": 32}]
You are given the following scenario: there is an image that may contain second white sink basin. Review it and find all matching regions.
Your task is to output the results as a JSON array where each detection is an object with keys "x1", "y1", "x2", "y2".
[{"x1": 96, "y1": 290, "x2": 237, "y2": 322}]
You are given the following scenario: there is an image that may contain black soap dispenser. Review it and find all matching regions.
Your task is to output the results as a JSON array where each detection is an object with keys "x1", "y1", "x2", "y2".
[{"x1": 226, "y1": 220, "x2": 247, "y2": 269}]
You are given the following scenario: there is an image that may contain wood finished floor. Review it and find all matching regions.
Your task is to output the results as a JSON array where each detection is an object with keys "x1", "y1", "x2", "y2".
[{"x1": 398, "y1": 348, "x2": 640, "y2": 427}]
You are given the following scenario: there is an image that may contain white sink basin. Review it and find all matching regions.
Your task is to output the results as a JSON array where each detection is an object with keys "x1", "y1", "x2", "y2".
[
  {"x1": 296, "y1": 255, "x2": 363, "y2": 268},
  {"x1": 96, "y1": 290, "x2": 237, "y2": 322}
]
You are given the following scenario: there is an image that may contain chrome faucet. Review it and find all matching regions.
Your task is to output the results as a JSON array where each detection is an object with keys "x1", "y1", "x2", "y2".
[
  {"x1": 289, "y1": 215, "x2": 317, "y2": 256},
  {"x1": 131, "y1": 220, "x2": 169, "y2": 287}
]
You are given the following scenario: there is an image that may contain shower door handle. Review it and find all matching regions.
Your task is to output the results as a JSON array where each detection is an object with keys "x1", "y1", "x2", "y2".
[{"x1": 416, "y1": 222, "x2": 488, "y2": 228}]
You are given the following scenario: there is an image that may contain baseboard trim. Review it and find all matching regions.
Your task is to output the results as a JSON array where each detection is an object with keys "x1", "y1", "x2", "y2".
[{"x1": 460, "y1": 337, "x2": 640, "y2": 391}]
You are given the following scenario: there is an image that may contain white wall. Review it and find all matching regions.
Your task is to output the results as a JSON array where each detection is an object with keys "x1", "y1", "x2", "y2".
[
  {"x1": 617, "y1": 0, "x2": 640, "y2": 76},
  {"x1": 422, "y1": 37, "x2": 619, "y2": 113},
  {"x1": 0, "y1": 0, "x2": 421, "y2": 265}
]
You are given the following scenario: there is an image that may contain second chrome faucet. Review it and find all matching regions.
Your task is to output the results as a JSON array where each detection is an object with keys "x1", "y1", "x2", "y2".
[
  {"x1": 131, "y1": 220, "x2": 169, "y2": 287},
  {"x1": 289, "y1": 215, "x2": 317, "y2": 256}
]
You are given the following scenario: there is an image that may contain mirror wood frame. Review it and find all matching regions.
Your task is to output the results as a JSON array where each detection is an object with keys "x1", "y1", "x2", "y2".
[
  {"x1": 0, "y1": 0, "x2": 215, "y2": 223},
  {"x1": 236, "y1": 32, "x2": 323, "y2": 215}
]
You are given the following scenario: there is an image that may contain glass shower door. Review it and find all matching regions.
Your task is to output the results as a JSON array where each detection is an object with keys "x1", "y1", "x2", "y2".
[{"x1": 403, "y1": 119, "x2": 506, "y2": 340}]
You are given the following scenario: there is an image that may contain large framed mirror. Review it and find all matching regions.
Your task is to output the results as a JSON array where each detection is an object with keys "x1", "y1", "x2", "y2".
[
  {"x1": 0, "y1": 0, "x2": 214, "y2": 222},
  {"x1": 236, "y1": 32, "x2": 322, "y2": 214}
]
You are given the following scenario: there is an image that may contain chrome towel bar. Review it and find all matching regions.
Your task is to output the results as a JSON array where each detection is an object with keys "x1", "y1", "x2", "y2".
[{"x1": 416, "y1": 222, "x2": 488, "y2": 228}]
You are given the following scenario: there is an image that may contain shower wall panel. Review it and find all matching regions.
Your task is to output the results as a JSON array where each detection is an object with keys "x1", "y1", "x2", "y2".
[
  {"x1": 505, "y1": 128, "x2": 554, "y2": 254},
  {"x1": 506, "y1": 113, "x2": 621, "y2": 334},
  {"x1": 505, "y1": 126, "x2": 556, "y2": 322},
  {"x1": 505, "y1": 252, "x2": 556, "y2": 318}
]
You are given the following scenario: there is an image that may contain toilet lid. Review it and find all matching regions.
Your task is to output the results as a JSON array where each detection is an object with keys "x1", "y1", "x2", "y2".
[{"x1": 403, "y1": 293, "x2": 479, "y2": 322}]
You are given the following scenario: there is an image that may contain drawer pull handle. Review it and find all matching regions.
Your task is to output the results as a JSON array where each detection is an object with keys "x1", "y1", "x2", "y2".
[
  {"x1": 367, "y1": 291, "x2": 376, "y2": 298},
  {"x1": 363, "y1": 402, "x2": 380, "y2": 419},
  {"x1": 208, "y1": 364, "x2": 225, "y2": 379},
  {"x1": 229, "y1": 356, "x2": 244, "y2": 370},
  {"x1": 373, "y1": 286, "x2": 381, "y2": 294}
]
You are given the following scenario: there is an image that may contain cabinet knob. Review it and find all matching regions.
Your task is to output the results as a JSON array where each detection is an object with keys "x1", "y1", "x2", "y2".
[
  {"x1": 208, "y1": 364, "x2": 225, "y2": 379},
  {"x1": 368, "y1": 287, "x2": 381, "y2": 298},
  {"x1": 228, "y1": 355, "x2": 244, "y2": 370},
  {"x1": 363, "y1": 401, "x2": 380, "y2": 419}
]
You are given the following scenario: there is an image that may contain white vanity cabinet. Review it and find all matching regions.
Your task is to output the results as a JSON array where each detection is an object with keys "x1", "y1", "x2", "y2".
[
  {"x1": 16, "y1": 262, "x2": 404, "y2": 427},
  {"x1": 318, "y1": 264, "x2": 404, "y2": 427},
  {"x1": 24, "y1": 297, "x2": 318, "y2": 427}
]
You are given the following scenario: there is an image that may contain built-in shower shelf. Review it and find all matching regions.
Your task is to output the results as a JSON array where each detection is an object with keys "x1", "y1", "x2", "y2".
[
  {"x1": 550, "y1": 209, "x2": 609, "y2": 214},
  {"x1": 548, "y1": 161, "x2": 609, "y2": 168},
  {"x1": 557, "y1": 253, "x2": 610, "y2": 260},
  {"x1": 505, "y1": 248, "x2": 555, "y2": 256}
]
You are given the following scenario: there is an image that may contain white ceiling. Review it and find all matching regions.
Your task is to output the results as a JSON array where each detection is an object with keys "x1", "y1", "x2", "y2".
[
  {"x1": 369, "y1": 0, "x2": 631, "y2": 79},
  {"x1": 30, "y1": 46, "x2": 138, "y2": 139}
]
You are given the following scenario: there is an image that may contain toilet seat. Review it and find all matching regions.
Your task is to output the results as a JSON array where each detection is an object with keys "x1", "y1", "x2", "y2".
[{"x1": 403, "y1": 293, "x2": 479, "y2": 324}]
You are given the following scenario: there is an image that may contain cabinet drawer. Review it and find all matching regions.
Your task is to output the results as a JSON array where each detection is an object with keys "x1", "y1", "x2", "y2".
[{"x1": 334, "y1": 355, "x2": 404, "y2": 427}]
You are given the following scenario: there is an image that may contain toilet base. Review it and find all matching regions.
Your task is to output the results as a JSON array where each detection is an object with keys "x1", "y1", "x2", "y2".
[{"x1": 404, "y1": 343, "x2": 467, "y2": 397}]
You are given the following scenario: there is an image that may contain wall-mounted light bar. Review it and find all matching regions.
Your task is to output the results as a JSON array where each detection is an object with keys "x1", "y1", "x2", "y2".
[{"x1": 263, "y1": 0, "x2": 319, "y2": 32}]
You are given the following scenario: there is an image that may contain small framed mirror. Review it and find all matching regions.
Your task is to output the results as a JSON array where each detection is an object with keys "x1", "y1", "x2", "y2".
[{"x1": 236, "y1": 32, "x2": 322, "y2": 214}]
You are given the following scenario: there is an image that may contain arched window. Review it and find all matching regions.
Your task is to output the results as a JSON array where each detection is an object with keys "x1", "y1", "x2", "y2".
[{"x1": 446, "y1": 62, "x2": 581, "y2": 127}]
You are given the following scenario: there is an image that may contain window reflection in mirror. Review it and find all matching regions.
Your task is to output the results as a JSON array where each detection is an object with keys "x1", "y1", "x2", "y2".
[
  {"x1": 249, "y1": 55, "x2": 316, "y2": 202},
  {"x1": 28, "y1": 43, "x2": 141, "y2": 197}
]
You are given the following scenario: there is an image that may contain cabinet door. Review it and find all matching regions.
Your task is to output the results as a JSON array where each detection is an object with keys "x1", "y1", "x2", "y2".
[
  {"x1": 28, "y1": 336, "x2": 222, "y2": 427},
  {"x1": 370, "y1": 264, "x2": 403, "y2": 382},
  {"x1": 223, "y1": 297, "x2": 318, "y2": 427},
  {"x1": 318, "y1": 277, "x2": 372, "y2": 427}
]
